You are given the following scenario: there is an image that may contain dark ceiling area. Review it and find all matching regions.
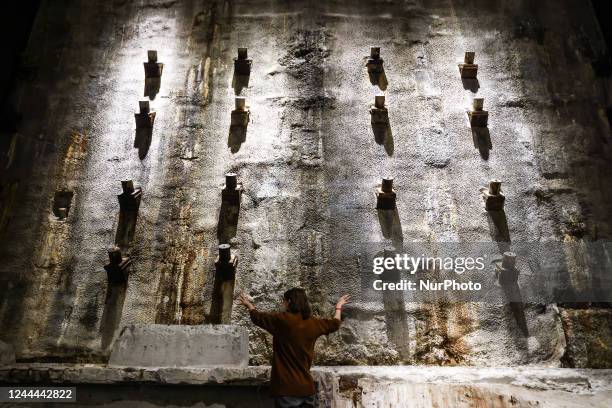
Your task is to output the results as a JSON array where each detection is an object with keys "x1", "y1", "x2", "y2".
[
  {"x1": 591, "y1": 0, "x2": 612, "y2": 75},
  {"x1": 0, "y1": 1, "x2": 40, "y2": 133}
]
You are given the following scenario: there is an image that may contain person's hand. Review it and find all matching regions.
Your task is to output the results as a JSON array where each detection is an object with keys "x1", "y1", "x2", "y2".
[
  {"x1": 335, "y1": 294, "x2": 351, "y2": 309},
  {"x1": 238, "y1": 292, "x2": 256, "y2": 311}
]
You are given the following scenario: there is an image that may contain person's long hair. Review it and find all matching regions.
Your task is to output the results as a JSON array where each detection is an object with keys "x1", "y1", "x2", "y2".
[{"x1": 283, "y1": 288, "x2": 312, "y2": 320}]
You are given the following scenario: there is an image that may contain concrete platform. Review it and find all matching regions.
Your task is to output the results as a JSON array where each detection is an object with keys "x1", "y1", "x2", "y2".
[
  {"x1": 108, "y1": 324, "x2": 248, "y2": 368},
  {"x1": 0, "y1": 364, "x2": 610, "y2": 407}
]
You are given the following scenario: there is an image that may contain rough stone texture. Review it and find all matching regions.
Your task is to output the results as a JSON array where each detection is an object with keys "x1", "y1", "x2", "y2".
[
  {"x1": 0, "y1": 364, "x2": 611, "y2": 407},
  {"x1": 560, "y1": 308, "x2": 612, "y2": 369},
  {"x1": 0, "y1": 340, "x2": 15, "y2": 366},
  {"x1": 0, "y1": 0, "x2": 610, "y2": 369},
  {"x1": 0, "y1": 363, "x2": 270, "y2": 385},
  {"x1": 314, "y1": 366, "x2": 612, "y2": 407},
  {"x1": 330, "y1": 380, "x2": 609, "y2": 408},
  {"x1": 108, "y1": 324, "x2": 248, "y2": 368}
]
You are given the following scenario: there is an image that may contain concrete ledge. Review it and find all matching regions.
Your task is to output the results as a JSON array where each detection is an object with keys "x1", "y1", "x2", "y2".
[
  {"x1": 313, "y1": 366, "x2": 612, "y2": 394},
  {"x1": 108, "y1": 324, "x2": 248, "y2": 368},
  {"x1": 0, "y1": 364, "x2": 609, "y2": 391},
  {"x1": 0, "y1": 364, "x2": 270, "y2": 385},
  {"x1": 1, "y1": 364, "x2": 611, "y2": 407}
]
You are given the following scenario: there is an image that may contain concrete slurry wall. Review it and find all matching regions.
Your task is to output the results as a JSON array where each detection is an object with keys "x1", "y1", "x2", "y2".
[{"x1": 0, "y1": 0, "x2": 611, "y2": 368}]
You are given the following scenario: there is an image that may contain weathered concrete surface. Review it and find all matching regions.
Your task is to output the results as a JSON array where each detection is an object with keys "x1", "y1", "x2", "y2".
[
  {"x1": 560, "y1": 308, "x2": 612, "y2": 368},
  {"x1": 108, "y1": 324, "x2": 248, "y2": 368},
  {"x1": 0, "y1": 340, "x2": 15, "y2": 366},
  {"x1": 0, "y1": 0, "x2": 611, "y2": 370},
  {"x1": 0, "y1": 363, "x2": 270, "y2": 385},
  {"x1": 0, "y1": 364, "x2": 611, "y2": 407},
  {"x1": 316, "y1": 366, "x2": 612, "y2": 408}
]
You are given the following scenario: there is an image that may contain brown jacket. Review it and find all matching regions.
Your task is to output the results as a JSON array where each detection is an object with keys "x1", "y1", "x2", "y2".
[{"x1": 249, "y1": 309, "x2": 341, "y2": 396}]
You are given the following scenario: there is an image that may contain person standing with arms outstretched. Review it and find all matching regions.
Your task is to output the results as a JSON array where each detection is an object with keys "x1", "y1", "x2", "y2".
[{"x1": 238, "y1": 288, "x2": 351, "y2": 408}]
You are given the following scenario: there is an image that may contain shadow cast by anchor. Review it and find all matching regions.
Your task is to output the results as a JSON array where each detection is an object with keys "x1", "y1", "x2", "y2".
[
  {"x1": 144, "y1": 78, "x2": 161, "y2": 100},
  {"x1": 472, "y1": 127, "x2": 492, "y2": 160},
  {"x1": 377, "y1": 208, "x2": 403, "y2": 248},
  {"x1": 115, "y1": 211, "x2": 138, "y2": 250},
  {"x1": 217, "y1": 201, "x2": 240, "y2": 243},
  {"x1": 501, "y1": 280, "x2": 528, "y2": 336},
  {"x1": 487, "y1": 210, "x2": 510, "y2": 252},
  {"x1": 372, "y1": 123, "x2": 394, "y2": 156},
  {"x1": 232, "y1": 73, "x2": 250, "y2": 95},
  {"x1": 379, "y1": 250, "x2": 411, "y2": 360},
  {"x1": 462, "y1": 77, "x2": 480, "y2": 93},
  {"x1": 228, "y1": 125, "x2": 247, "y2": 154},
  {"x1": 134, "y1": 127, "x2": 153, "y2": 160},
  {"x1": 100, "y1": 282, "x2": 128, "y2": 351},
  {"x1": 369, "y1": 69, "x2": 388, "y2": 91}
]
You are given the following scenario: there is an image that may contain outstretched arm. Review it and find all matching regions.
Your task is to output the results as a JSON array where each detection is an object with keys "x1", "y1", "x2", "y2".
[
  {"x1": 237, "y1": 292, "x2": 280, "y2": 335},
  {"x1": 334, "y1": 294, "x2": 351, "y2": 320},
  {"x1": 316, "y1": 294, "x2": 351, "y2": 336}
]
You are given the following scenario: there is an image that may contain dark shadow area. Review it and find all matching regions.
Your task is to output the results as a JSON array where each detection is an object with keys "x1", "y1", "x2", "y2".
[
  {"x1": 592, "y1": 55, "x2": 612, "y2": 78},
  {"x1": 99, "y1": 283, "x2": 127, "y2": 351},
  {"x1": 207, "y1": 274, "x2": 236, "y2": 325},
  {"x1": 371, "y1": 123, "x2": 387, "y2": 144},
  {"x1": 0, "y1": 180, "x2": 19, "y2": 233},
  {"x1": 380, "y1": 251, "x2": 411, "y2": 360},
  {"x1": 559, "y1": 241, "x2": 612, "y2": 308},
  {"x1": 232, "y1": 73, "x2": 250, "y2": 95},
  {"x1": 0, "y1": 0, "x2": 41, "y2": 133},
  {"x1": 0, "y1": 133, "x2": 30, "y2": 171},
  {"x1": 589, "y1": 1, "x2": 612, "y2": 76},
  {"x1": 217, "y1": 201, "x2": 240, "y2": 243},
  {"x1": 0, "y1": 276, "x2": 26, "y2": 346},
  {"x1": 207, "y1": 245, "x2": 237, "y2": 325},
  {"x1": 115, "y1": 210, "x2": 138, "y2": 250},
  {"x1": 588, "y1": 243, "x2": 612, "y2": 307},
  {"x1": 144, "y1": 78, "x2": 160, "y2": 100},
  {"x1": 0, "y1": 107, "x2": 22, "y2": 139},
  {"x1": 512, "y1": 10, "x2": 545, "y2": 45},
  {"x1": 472, "y1": 127, "x2": 492, "y2": 159},
  {"x1": 468, "y1": 112, "x2": 488, "y2": 129},
  {"x1": 134, "y1": 127, "x2": 153, "y2": 159},
  {"x1": 535, "y1": 243, "x2": 579, "y2": 307},
  {"x1": 228, "y1": 125, "x2": 247, "y2": 153},
  {"x1": 377, "y1": 208, "x2": 403, "y2": 248},
  {"x1": 27, "y1": 383, "x2": 274, "y2": 407},
  {"x1": 495, "y1": 253, "x2": 529, "y2": 337},
  {"x1": 487, "y1": 210, "x2": 510, "y2": 252},
  {"x1": 0, "y1": 0, "x2": 40, "y2": 247},
  {"x1": 462, "y1": 77, "x2": 480, "y2": 93},
  {"x1": 42, "y1": 263, "x2": 80, "y2": 360},
  {"x1": 368, "y1": 69, "x2": 388, "y2": 91},
  {"x1": 384, "y1": 132, "x2": 394, "y2": 156},
  {"x1": 501, "y1": 282, "x2": 528, "y2": 336},
  {"x1": 371, "y1": 123, "x2": 394, "y2": 156},
  {"x1": 115, "y1": 183, "x2": 141, "y2": 250},
  {"x1": 52, "y1": 189, "x2": 73, "y2": 218}
]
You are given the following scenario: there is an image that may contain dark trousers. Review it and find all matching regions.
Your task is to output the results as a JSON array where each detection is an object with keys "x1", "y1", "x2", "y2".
[{"x1": 274, "y1": 395, "x2": 316, "y2": 408}]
